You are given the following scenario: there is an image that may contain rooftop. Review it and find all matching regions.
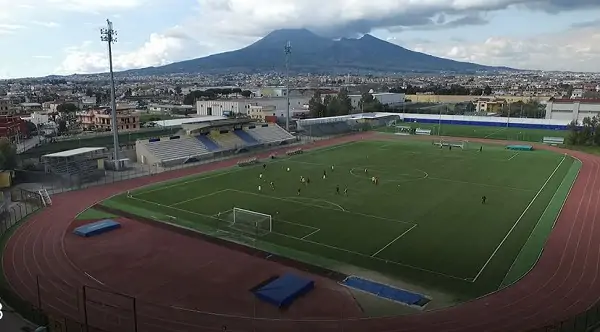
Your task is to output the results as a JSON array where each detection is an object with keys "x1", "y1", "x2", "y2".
[{"x1": 43, "y1": 147, "x2": 107, "y2": 158}]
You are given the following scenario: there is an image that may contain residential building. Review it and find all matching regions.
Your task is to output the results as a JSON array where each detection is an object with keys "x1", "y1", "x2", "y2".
[
  {"x1": 78, "y1": 108, "x2": 140, "y2": 131},
  {"x1": 0, "y1": 116, "x2": 28, "y2": 140},
  {"x1": 248, "y1": 105, "x2": 277, "y2": 121},
  {"x1": 0, "y1": 98, "x2": 11, "y2": 115},
  {"x1": 545, "y1": 98, "x2": 600, "y2": 122},
  {"x1": 474, "y1": 98, "x2": 507, "y2": 113}
]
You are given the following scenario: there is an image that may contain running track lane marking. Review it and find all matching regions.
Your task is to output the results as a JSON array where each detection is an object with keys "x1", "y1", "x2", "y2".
[
  {"x1": 371, "y1": 224, "x2": 418, "y2": 257},
  {"x1": 472, "y1": 153, "x2": 567, "y2": 282}
]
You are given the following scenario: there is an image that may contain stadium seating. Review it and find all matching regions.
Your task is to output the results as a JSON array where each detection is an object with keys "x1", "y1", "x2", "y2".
[
  {"x1": 210, "y1": 132, "x2": 246, "y2": 150},
  {"x1": 196, "y1": 134, "x2": 220, "y2": 151},
  {"x1": 233, "y1": 129, "x2": 260, "y2": 145},
  {"x1": 246, "y1": 124, "x2": 295, "y2": 143},
  {"x1": 142, "y1": 137, "x2": 210, "y2": 162}
]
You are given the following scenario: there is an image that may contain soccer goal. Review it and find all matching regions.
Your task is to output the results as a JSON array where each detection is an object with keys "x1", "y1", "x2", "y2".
[
  {"x1": 228, "y1": 207, "x2": 273, "y2": 236},
  {"x1": 433, "y1": 139, "x2": 469, "y2": 149}
]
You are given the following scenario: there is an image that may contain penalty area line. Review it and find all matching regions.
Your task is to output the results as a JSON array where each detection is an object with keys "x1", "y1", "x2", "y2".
[{"x1": 371, "y1": 224, "x2": 417, "y2": 257}]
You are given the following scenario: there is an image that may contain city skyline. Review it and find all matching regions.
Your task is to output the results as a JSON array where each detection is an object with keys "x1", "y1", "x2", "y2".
[{"x1": 1, "y1": 0, "x2": 600, "y2": 79}]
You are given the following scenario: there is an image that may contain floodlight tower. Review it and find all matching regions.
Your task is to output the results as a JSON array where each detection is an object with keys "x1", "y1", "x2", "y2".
[
  {"x1": 100, "y1": 19, "x2": 120, "y2": 161},
  {"x1": 284, "y1": 41, "x2": 292, "y2": 131}
]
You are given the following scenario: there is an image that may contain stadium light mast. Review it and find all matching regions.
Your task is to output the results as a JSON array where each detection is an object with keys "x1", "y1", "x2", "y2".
[
  {"x1": 284, "y1": 41, "x2": 292, "y2": 131},
  {"x1": 101, "y1": 19, "x2": 120, "y2": 161}
]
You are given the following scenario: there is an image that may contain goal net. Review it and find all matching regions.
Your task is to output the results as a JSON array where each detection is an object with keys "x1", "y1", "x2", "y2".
[
  {"x1": 433, "y1": 139, "x2": 468, "y2": 149},
  {"x1": 228, "y1": 207, "x2": 272, "y2": 236}
]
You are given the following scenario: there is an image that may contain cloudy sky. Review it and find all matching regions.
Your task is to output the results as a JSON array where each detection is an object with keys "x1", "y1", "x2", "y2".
[{"x1": 2, "y1": 0, "x2": 600, "y2": 78}]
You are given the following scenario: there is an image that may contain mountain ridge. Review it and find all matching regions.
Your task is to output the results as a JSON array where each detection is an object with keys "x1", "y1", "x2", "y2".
[{"x1": 123, "y1": 29, "x2": 517, "y2": 76}]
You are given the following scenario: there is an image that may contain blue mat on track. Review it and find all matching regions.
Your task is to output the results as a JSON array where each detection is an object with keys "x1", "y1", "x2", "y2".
[
  {"x1": 342, "y1": 276, "x2": 429, "y2": 307},
  {"x1": 73, "y1": 219, "x2": 121, "y2": 237},
  {"x1": 506, "y1": 145, "x2": 533, "y2": 151},
  {"x1": 253, "y1": 273, "x2": 314, "y2": 308}
]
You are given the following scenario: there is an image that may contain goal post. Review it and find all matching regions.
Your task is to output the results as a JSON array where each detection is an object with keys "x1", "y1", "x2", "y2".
[
  {"x1": 433, "y1": 139, "x2": 469, "y2": 149},
  {"x1": 231, "y1": 207, "x2": 272, "y2": 236}
]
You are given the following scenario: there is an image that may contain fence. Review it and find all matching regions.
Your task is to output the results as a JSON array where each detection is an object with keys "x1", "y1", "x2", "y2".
[{"x1": 3, "y1": 131, "x2": 600, "y2": 331}]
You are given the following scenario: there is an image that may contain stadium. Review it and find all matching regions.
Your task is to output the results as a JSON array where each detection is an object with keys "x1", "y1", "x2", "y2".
[{"x1": 1, "y1": 113, "x2": 599, "y2": 332}]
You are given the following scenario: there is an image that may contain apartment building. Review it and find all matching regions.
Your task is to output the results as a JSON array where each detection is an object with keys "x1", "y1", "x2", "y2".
[{"x1": 78, "y1": 108, "x2": 140, "y2": 131}]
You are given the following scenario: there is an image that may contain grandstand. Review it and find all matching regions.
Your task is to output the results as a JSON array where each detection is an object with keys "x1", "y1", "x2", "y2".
[
  {"x1": 42, "y1": 147, "x2": 108, "y2": 186},
  {"x1": 135, "y1": 118, "x2": 295, "y2": 167}
]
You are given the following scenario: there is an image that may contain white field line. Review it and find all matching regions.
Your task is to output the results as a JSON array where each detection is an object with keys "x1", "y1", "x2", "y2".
[
  {"x1": 135, "y1": 141, "x2": 360, "y2": 196},
  {"x1": 169, "y1": 189, "x2": 230, "y2": 207},
  {"x1": 271, "y1": 229, "x2": 468, "y2": 281},
  {"x1": 426, "y1": 176, "x2": 535, "y2": 192},
  {"x1": 130, "y1": 190, "x2": 467, "y2": 281},
  {"x1": 484, "y1": 127, "x2": 507, "y2": 139},
  {"x1": 499, "y1": 157, "x2": 575, "y2": 287},
  {"x1": 472, "y1": 153, "x2": 566, "y2": 282},
  {"x1": 371, "y1": 224, "x2": 417, "y2": 257},
  {"x1": 285, "y1": 196, "x2": 346, "y2": 211},
  {"x1": 301, "y1": 228, "x2": 321, "y2": 239},
  {"x1": 228, "y1": 188, "x2": 415, "y2": 226},
  {"x1": 507, "y1": 152, "x2": 519, "y2": 161},
  {"x1": 135, "y1": 194, "x2": 319, "y2": 231}
]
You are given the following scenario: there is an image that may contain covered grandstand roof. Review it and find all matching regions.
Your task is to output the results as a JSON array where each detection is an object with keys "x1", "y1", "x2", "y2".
[
  {"x1": 43, "y1": 147, "x2": 107, "y2": 158},
  {"x1": 150, "y1": 116, "x2": 227, "y2": 127}
]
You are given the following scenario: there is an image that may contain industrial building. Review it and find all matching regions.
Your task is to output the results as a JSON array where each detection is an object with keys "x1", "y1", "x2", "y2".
[
  {"x1": 196, "y1": 97, "x2": 310, "y2": 117},
  {"x1": 544, "y1": 98, "x2": 600, "y2": 122}
]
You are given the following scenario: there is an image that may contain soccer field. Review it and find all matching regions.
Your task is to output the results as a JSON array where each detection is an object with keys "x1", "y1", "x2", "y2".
[{"x1": 104, "y1": 138, "x2": 573, "y2": 298}]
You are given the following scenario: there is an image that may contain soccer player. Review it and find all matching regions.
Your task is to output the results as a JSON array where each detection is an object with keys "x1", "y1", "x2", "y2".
[
  {"x1": 479, "y1": 146, "x2": 483, "y2": 152},
  {"x1": 258, "y1": 185, "x2": 262, "y2": 191},
  {"x1": 259, "y1": 173, "x2": 263, "y2": 179},
  {"x1": 344, "y1": 187, "x2": 348, "y2": 195},
  {"x1": 374, "y1": 177, "x2": 379, "y2": 185},
  {"x1": 270, "y1": 181, "x2": 275, "y2": 190},
  {"x1": 449, "y1": 145, "x2": 452, "y2": 151},
  {"x1": 263, "y1": 164, "x2": 266, "y2": 169},
  {"x1": 323, "y1": 169, "x2": 327, "y2": 177},
  {"x1": 364, "y1": 168, "x2": 368, "y2": 174},
  {"x1": 287, "y1": 167, "x2": 290, "y2": 172},
  {"x1": 306, "y1": 177, "x2": 311, "y2": 184},
  {"x1": 331, "y1": 165, "x2": 335, "y2": 171},
  {"x1": 301, "y1": 176, "x2": 306, "y2": 184},
  {"x1": 336, "y1": 185, "x2": 340, "y2": 194},
  {"x1": 297, "y1": 188, "x2": 301, "y2": 196},
  {"x1": 482, "y1": 195, "x2": 487, "y2": 204}
]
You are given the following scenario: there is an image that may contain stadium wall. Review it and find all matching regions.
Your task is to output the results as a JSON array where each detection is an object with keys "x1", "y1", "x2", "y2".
[
  {"x1": 398, "y1": 113, "x2": 570, "y2": 130},
  {"x1": 135, "y1": 140, "x2": 160, "y2": 165}
]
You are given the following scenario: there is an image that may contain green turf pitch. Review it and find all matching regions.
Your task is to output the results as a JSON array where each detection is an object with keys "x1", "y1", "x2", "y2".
[{"x1": 104, "y1": 139, "x2": 572, "y2": 298}]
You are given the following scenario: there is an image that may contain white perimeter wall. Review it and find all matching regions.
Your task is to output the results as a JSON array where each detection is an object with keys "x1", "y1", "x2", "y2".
[{"x1": 545, "y1": 101, "x2": 600, "y2": 123}]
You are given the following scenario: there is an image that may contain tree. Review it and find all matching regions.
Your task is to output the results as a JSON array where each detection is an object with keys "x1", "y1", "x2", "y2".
[
  {"x1": 240, "y1": 90, "x2": 252, "y2": 98},
  {"x1": 57, "y1": 103, "x2": 78, "y2": 113},
  {"x1": 58, "y1": 119, "x2": 68, "y2": 134},
  {"x1": 174, "y1": 86, "x2": 182, "y2": 95},
  {"x1": 336, "y1": 89, "x2": 352, "y2": 115},
  {"x1": 483, "y1": 85, "x2": 492, "y2": 96},
  {"x1": 25, "y1": 121, "x2": 37, "y2": 136},
  {"x1": 308, "y1": 91, "x2": 326, "y2": 118},
  {"x1": 359, "y1": 92, "x2": 383, "y2": 113},
  {"x1": 0, "y1": 137, "x2": 17, "y2": 170}
]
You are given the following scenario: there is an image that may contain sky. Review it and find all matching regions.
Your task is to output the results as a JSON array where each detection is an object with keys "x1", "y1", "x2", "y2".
[{"x1": 2, "y1": 0, "x2": 600, "y2": 79}]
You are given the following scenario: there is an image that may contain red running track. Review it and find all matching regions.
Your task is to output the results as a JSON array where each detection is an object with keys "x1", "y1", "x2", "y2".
[{"x1": 3, "y1": 134, "x2": 600, "y2": 332}]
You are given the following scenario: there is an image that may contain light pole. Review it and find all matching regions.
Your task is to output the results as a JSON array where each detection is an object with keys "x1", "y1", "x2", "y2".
[
  {"x1": 284, "y1": 41, "x2": 292, "y2": 131},
  {"x1": 101, "y1": 19, "x2": 120, "y2": 161}
]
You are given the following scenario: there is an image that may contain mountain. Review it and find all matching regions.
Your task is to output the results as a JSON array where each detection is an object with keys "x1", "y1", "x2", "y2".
[{"x1": 125, "y1": 29, "x2": 515, "y2": 76}]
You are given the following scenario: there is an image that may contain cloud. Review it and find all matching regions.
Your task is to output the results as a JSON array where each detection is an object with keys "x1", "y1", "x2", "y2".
[
  {"x1": 32, "y1": 21, "x2": 60, "y2": 28},
  {"x1": 188, "y1": 0, "x2": 600, "y2": 38},
  {"x1": 32, "y1": 55, "x2": 53, "y2": 59},
  {"x1": 405, "y1": 26, "x2": 600, "y2": 71},
  {"x1": 0, "y1": 23, "x2": 25, "y2": 35},
  {"x1": 54, "y1": 27, "x2": 193, "y2": 75}
]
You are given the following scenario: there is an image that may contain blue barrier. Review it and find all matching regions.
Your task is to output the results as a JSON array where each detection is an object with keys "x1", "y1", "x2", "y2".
[
  {"x1": 404, "y1": 118, "x2": 569, "y2": 130},
  {"x1": 253, "y1": 273, "x2": 314, "y2": 308},
  {"x1": 73, "y1": 219, "x2": 121, "y2": 237},
  {"x1": 342, "y1": 276, "x2": 429, "y2": 307},
  {"x1": 507, "y1": 145, "x2": 534, "y2": 151}
]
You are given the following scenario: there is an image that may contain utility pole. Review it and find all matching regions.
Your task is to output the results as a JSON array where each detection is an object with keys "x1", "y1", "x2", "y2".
[
  {"x1": 284, "y1": 41, "x2": 292, "y2": 131},
  {"x1": 101, "y1": 19, "x2": 120, "y2": 161}
]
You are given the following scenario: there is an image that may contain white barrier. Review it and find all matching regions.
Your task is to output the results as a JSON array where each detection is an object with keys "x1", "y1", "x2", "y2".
[
  {"x1": 542, "y1": 136, "x2": 564, "y2": 145},
  {"x1": 415, "y1": 128, "x2": 432, "y2": 135}
]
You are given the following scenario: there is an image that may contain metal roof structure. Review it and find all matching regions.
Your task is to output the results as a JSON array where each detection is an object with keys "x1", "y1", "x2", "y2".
[{"x1": 43, "y1": 147, "x2": 107, "y2": 158}]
